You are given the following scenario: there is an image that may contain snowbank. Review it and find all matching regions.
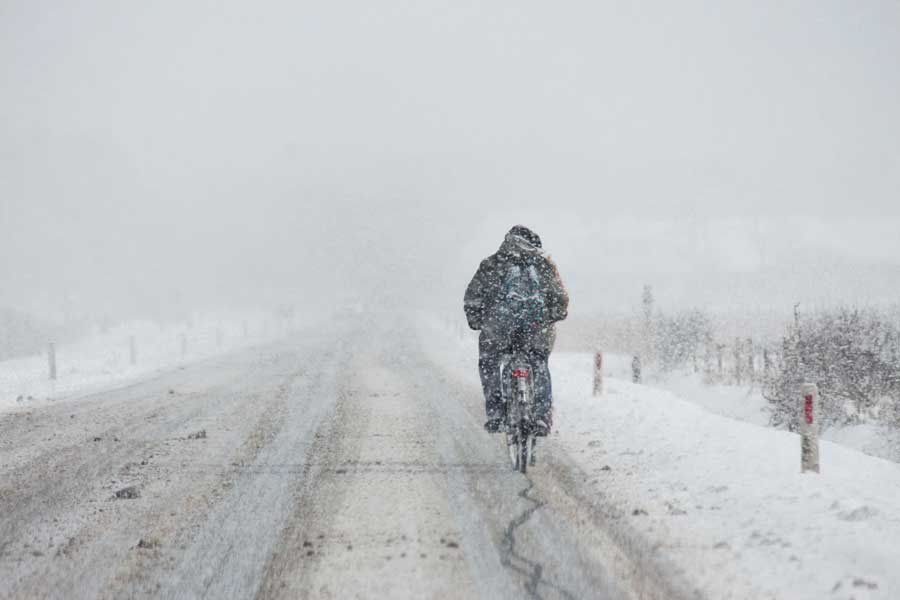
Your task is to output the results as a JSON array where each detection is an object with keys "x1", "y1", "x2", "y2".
[
  {"x1": 552, "y1": 352, "x2": 900, "y2": 600},
  {"x1": 598, "y1": 352, "x2": 771, "y2": 426},
  {"x1": 602, "y1": 352, "x2": 900, "y2": 463},
  {"x1": 0, "y1": 310, "x2": 291, "y2": 413}
]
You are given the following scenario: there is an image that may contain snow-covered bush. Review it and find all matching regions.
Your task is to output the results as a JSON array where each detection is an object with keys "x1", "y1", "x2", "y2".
[
  {"x1": 654, "y1": 309, "x2": 714, "y2": 374},
  {"x1": 763, "y1": 308, "x2": 900, "y2": 430}
]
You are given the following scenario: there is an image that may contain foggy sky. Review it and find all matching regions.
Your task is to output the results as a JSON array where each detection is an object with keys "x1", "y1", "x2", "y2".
[{"x1": 2, "y1": 1, "x2": 900, "y2": 320}]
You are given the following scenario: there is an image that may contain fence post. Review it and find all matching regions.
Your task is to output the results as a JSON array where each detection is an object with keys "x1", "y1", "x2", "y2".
[
  {"x1": 800, "y1": 382, "x2": 820, "y2": 473},
  {"x1": 129, "y1": 336, "x2": 137, "y2": 366},
  {"x1": 48, "y1": 342, "x2": 57, "y2": 380},
  {"x1": 593, "y1": 351, "x2": 603, "y2": 396},
  {"x1": 632, "y1": 355, "x2": 642, "y2": 384}
]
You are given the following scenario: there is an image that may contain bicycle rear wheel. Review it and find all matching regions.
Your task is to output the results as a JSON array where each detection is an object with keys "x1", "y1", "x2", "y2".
[{"x1": 507, "y1": 433, "x2": 518, "y2": 470}]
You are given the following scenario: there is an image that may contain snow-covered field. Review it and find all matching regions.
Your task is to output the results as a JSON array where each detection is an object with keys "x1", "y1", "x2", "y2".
[
  {"x1": 605, "y1": 355, "x2": 772, "y2": 427},
  {"x1": 600, "y1": 352, "x2": 900, "y2": 463},
  {"x1": 429, "y1": 317, "x2": 900, "y2": 599},
  {"x1": 551, "y1": 353, "x2": 900, "y2": 600},
  {"x1": 0, "y1": 310, "x2": 291, "y2": 413}
]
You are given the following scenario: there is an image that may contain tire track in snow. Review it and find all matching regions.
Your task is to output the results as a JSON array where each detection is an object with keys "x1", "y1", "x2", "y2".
[
  {"x1": 500, "y1": 478, "x2": 577, "y2": 600},
  {"x1": 408, "y1": 326, "x2": 602, "y2": 599}
]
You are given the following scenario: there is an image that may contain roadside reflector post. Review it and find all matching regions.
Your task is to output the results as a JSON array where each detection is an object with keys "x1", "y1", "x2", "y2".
[
  {"x1": 129, "y1": 336, "x2": 137, "y2": 366},
  {"x1": 632, "y1": 355, "x2": 642, "y2": 384},
  {"x1": 48, "y1": 342, "x2": 57, "y2": 380},
  {"x1": 593, "y1": 351, "x2": 603, "y2": 396},
  {"x1": 800, "y1": 382, "x2": 820, "y2": 473}
]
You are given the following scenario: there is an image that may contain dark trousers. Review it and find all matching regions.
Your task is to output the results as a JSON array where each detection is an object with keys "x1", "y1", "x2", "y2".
[{"x1": 478, "y1": 330, "x2": 553, "y2": 423}]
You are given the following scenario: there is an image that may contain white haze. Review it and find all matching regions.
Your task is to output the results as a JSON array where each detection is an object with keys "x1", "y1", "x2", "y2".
[{"x1": 2, "y1": 1, "x2": 899, "y2": 323}]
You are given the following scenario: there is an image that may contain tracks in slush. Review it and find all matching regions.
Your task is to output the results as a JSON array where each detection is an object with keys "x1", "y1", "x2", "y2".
[{"x1": 500, "y1": 478, "x2": 578, "y2": 600}]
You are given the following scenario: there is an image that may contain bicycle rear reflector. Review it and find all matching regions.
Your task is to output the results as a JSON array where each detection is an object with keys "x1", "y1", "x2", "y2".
[{"x1": 511, "y1": 369, "x2": 530, "y2": 378}]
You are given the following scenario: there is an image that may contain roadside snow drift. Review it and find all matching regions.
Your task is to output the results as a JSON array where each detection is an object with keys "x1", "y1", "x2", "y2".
[
  {"x1": 0, "y1": 311, "x2": 285, "y2": 413},
  {"x1": 552, "y1": 353, "x2": 900, "y2": 600}
]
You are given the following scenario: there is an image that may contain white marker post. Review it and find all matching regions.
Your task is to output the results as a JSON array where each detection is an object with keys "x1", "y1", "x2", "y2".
[
  {"x1": 800, "y1": 383, "x2": 820, "y2": 473},
  {"x1": 593, "y1": 351, "x2": 603, "y2": 396}
]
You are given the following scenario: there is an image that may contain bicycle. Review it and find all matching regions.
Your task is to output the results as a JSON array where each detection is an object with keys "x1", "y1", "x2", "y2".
[{"x1": 500, "y1": 351, "x2": 538, "y2": 473}]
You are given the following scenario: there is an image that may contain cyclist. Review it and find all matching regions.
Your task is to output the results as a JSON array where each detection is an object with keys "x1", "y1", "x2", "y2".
[{"x1": 464, "y1": 225, "x2": 568, "y2": 435}]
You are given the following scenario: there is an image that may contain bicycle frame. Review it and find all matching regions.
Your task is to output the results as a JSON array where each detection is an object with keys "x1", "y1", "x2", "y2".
[{"x1": 501, "y1": 351, "x2": 537, "y2": 472}]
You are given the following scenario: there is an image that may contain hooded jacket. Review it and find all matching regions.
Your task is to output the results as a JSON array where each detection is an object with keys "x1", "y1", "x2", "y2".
[{"x1": 464, "y1": 229, "x2": 568, "y2": 332}]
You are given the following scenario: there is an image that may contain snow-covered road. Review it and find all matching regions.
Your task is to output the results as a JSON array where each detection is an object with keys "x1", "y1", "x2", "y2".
[{"x1": 0, "y1": 317, "x2": 673, "y2": 600}]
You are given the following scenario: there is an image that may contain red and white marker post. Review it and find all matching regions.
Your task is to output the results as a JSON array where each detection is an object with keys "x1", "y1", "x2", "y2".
[
  {"x1": 593, "y1": 351, "x2": 603, "y2": 396},
  {"x1": 800, "y1": 382, "x2": 820, "y2": 473}
]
